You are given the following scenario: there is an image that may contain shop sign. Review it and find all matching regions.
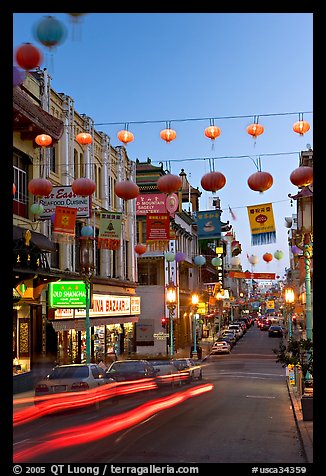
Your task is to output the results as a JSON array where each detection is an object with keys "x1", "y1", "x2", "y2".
[
  {"x1": 49, "y1": 281, "x2": 86, "y2": 308},
  {"x1": 136, "y1": 193, "x2": 167, "y2": 215},
  {"x1": 38, "y1": 186, "x2": 91, "y2": 219}
]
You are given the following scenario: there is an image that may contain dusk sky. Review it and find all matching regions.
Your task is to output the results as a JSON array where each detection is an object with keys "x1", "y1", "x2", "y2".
[{"x1": 13, "y1": 13, "x2": 313, "y2": 276}]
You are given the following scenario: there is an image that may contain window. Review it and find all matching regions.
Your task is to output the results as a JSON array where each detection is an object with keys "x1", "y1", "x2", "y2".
[
  {"x1": 13, "y1": 148, "x2": 30, "y2": 218},
  {"x1": 49, "y1": 147, "x2": 56, "y2": 173},
  {"x1": 138, "y1": 261, "x2": 158, "y2": 285}
]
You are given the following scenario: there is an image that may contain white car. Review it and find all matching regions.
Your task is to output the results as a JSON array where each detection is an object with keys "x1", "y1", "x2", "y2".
[
  {"x1": 172, "y1": 358, "x2": 203, "y2": 383},
  {"x1": 211, "y1": 340, "x2": 231, "y2": 354},
  {"x1": 227, "y1": 324, "x2": 243, "y2": 339}
]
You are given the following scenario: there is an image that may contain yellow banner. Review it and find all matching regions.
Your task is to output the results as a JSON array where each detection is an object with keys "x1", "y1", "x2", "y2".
[{"x1": 247, "y1": 202, "x2": 276, "y2": 245}]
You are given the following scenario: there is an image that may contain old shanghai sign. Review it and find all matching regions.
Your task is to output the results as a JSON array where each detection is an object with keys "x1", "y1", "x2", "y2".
[
  {"x1": 49, "y1": 281, "x2": 87, "y2": 308},
  {"x1": 38, "y1": 186, "x2": 91, "y2": 219}
]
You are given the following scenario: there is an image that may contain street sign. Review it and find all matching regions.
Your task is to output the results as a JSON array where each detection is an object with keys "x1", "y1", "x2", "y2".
[{"x1": 153, "y1": 332, "x2": 169, "y2": 340}]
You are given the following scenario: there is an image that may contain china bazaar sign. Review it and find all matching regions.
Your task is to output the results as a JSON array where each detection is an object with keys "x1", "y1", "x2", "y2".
[
  {"x1": 54, "y1": 294, "x2": 141, "y2": 319},
  {"x1": 38, "y1": 186, "x2": 91, "y2": 219}
]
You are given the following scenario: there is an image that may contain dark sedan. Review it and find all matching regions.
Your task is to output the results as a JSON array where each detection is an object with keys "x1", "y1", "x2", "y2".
[
  {"x1": 268, "y1": 325, "x2": 283, "y2": 337},
  {"x1": 106, "y1": 359, "x2": 157, "y2": 382}
]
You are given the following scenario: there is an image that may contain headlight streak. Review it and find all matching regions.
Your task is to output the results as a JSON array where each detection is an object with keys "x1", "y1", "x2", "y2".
[{"x1": 13, "y1": 383, "x2": 213, "y2": 462}]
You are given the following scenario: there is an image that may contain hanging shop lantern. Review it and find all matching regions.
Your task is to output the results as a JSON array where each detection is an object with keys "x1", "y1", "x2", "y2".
[
  {"x1": 211, "y1": 257, "x2": 222, "y2": 267},
  {"x1": 247, "y1": 171, "x2": 273, "y2": 192},
  {"x1": 165, "y1": 252, "x2": 175, "y2": 262},
  {"x1": 247, "y1": 122, "x2": 264, "y2": 139},
  {"x1": 135, "y1": 243, "x2": 147, "y2": 255},
  {"x1": 157, "y1": 174, "x2": 182, "y2": 194},
  {"x1": 114, "y1": 180, "x2": 140, "y2": 200},
  {"x1": 291, "y1": 245, "x2": 303, "y2": 255},
  {"x1": 13, "y1": 183, "x2": 16, "y2": 196},
  {"x1": 13, "y1": 65, "x2": 26, "y2": 87},
  {"x1": 200, "y1": 171, "x2": 226, "y2": 192},
  {"x1": 263, "y1": 252, "x2": 273, "y2": 263},
  {"x1": 28, "y1": 178, "x2": 53, "y2": 197},
  {"x1": 274, "y1": 250, "x2": 284, "y2": 260},
  {"x1": 30, "y1": 203, "x2": 45, "y2": 216},
  {"x1": 33, "y1": 15, "x2": 67, "y2": 50},
  {"x1": 230, "y1": 256, "x2": 241, "y2": 266},
  {"x1": 35, "y1": 134, "x2": 52, "y2": 147},
  {"x1": 248, "y1": 254, "x2": 259, "y2": 266},
  {"x1": 76, "y1": 132, "x2": 93, "y2": 146},
  {"x1": 14, "y1": 43, "x2": 43, "y2": 70},
  {"x1": 194, "y1": 255, "x2": 206, "y2": 266},
  {"x1": 117, "y1": 129, "x2": 134, "y2": 145},
  {"x1": 81, "y1": 225, "x2": 93, "y2": 237},
  {"x1": 72, "y1": 177, "x2": 96, "y2": 196},
  {"x1": 204, "y1": 125, "x2": 221, "y2": 141},
  {"x1": 160, "y1": 128, "x2": 177, "y2": 143},
  {"x1": 175, "y1": 251, "x2": 186, "y2": 263},
  {"x1": 289, "y1": 166, "x2": 313, "y2": 187},
  {"x1": 293, "y1": 120, "x2": 310, "y2": 136}
]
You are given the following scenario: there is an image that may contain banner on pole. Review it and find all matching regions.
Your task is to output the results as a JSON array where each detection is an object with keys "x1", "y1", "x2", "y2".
[{"x1": 247, "y1": 202, "x2": 276, "y2": 245}]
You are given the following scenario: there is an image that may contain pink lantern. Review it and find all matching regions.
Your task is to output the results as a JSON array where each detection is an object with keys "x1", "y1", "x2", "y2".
[
  {"x1": 72, "y1": 177, "x2": 96, "y2": 196},
  {"x1": 115, "y1": 181, "x2": 140, "y2": 200},
  {"x1": 28, "y1": 178, "x2": 53, "y2": 196}
]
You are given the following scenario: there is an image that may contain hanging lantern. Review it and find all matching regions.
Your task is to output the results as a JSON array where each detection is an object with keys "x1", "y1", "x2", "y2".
[
  {"x1": 211, "y1": 257, "x2": 222, "y2": 267},
  {"x1": 230, "y1": 256, "x2": 241, "y2": 266},
  {"x1": 13, "y1": 183, "x2": 16, "y2": 196},
  {"x1": 114, "y1": 180, "x2": 139, "y2": 200},
  {"x1": 28, "y1": 178, "x2": 53, "y2": 196},
  {"x1": 204, "y1": 125, "x2": 221, "y2": 141},
  {"x1": 247, "y1": 122, "x2": 264, "y2": 139},
  {"x1": 30, "y1": 203, "x2": 44, "y2": 216},
  {"x1": 76, "y1": 132, "x2": 93, "y2": 146},
  {"x1": 157, "y1": 174, "x2": 182, "y2": 194},
  {"x1": 72, "y1": 177, "x2": 96, "y2": 196},
  {"x1": 248, "y1": 254, "x2": 259, "y2": 265},
  {"x1": 274, "y1": 250, "x2": 284, "y2": 260},
  {"x1": 293, "y1": 120, "x2": 310, "y2": 136},
  {"x1": 35, "y1": 134, "x2": 52, "y2": 147},
  {"x1": 160, "y1": 128, "x2": 176, "y2": 143},
  {"x1": 290, "y1": 166, "x2": 313, "y2": 187},
  {"x1": 165, "y1": 252, "x2": 175, "y2": 262},
  {"x1": 33, "y1": 15, "x2": 67, "y2": 50},
  {"x1": 263, "y1": 252, "x2": 273, "y2": 263},
  {"x1": 135, "y1": 243, "x2": 147, "y2": 255},
  {"x1": 14, "y1": 43, "x2": 43, "y2": 70},
  {"x1": 291, "y1": 245, "x2": 303, "y2": 255},
  {"x1": 200, "y1": 171, "x2": 226, "y2": 192},
  {"x1": 247, "y1": 171, "x2": 273, "y2": 192},
  {"x1": 13, "y1": 65, "x2": 26, "y2": 87},
  {"x1": 117, "y1": 129, "x2": 134, "y2": 145},
  {"x1": 194, "y1": 255, "x2": 206, "y2": 266},
  {"x1": 175, "y1": 251, "x2": 186, "y2": 263},
  {"x1": 81, "y1": 225, "x2": 93, "y2": 237}
]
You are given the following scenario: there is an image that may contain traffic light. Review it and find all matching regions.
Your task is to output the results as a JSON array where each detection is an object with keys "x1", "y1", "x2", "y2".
[{"x1": 161, "y1": 317, "x2": 167, "y2": 329}]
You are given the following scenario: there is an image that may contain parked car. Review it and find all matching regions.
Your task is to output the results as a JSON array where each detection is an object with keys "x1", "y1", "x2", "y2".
[
  {"x1": 172, "y1": 358, "x2": 203, "y2": 383},
  {"x1": 227, "y1": 324, "x2": 243, "y2": 339},
  {"x1": 268, "y1": 325, "x2": 283, "y2": 337},
  {"x1": 149, "y1": 359, "x2": 182, "y2": 387},
  {"x1": 221, "y1": 331, "x2": 237, "y2": 347},
  {"x1": 216, "y1": 335, "x2": 235, "y2": 349},
  {"x1": 210, "y1": 340, "x2": 231, "y2": 355},
  {"x1": 106, "y1": 359, "x2": 157, "y2": 382},
  {"x1": 34, "y1": 364, "x2": 114, "y2": 408}
]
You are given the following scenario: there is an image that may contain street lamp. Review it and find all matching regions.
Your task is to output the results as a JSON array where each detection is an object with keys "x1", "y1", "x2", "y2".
[
  {"x1": 166, "y1": 281, "x2": 177, "y2": 356},
  {"x1": 79, "y1": 235, "x2": 96, "y2": 364},
  {"x1": 216, "y1": 290, "x2": 224, "y2": 337},
  {"x1": 191, "y1": 293, "x2": 199, "y2": 358},
  {"x1": 285, "y1": 287, "x2": 295, "y2": 340}
]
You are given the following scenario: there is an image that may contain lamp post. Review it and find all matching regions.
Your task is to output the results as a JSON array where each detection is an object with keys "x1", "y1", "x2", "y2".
[
  {"x1": 285, "y1": 287, "x2": 295, "y2": 340},
  {"x1": 191, "y1": 293, "x2": 199, "y2": 358},
  {"x1": 216, "y1": 290, "x2": 224, "y2": 337},
  {"x1": 79, "y1": 235, "x2": 95, "y2": 365},
  {"x1": 166, "y1": 281, "x2": 177, "y2": 357}
]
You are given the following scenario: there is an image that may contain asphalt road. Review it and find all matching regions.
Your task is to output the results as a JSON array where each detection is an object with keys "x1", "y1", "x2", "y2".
[{"x1": 13, "y1": 325, "x2": 307, "y2": 464}]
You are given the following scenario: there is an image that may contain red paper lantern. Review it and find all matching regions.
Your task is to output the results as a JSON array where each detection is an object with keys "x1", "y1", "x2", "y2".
[
  {"x1": 72, "y1": 177, "x2": 96, "y2": 196},
  {"x1": 160, "y1": 128, "x2": 177, "y2": 143},
  {"x1": 15, "y1": 43, "x2": 43, "y2": 71},
  {"x1": 35, "y1": 134, "x2": 52, "y2": 147},
  {"x1": 157, "y1": 174, "x2": 182, "y2": 194},
  {"x1": 114, "y1": 180, "x2": 140, "y2": 200},
  {"x1": 28, "y1": 178, "x2": 53, "y2": 196},
  {"x1": 247, "y1": 171, "x2": 273, "y2": 192},
  {"x1": 76, "y1": 132, "x2": 93, "y2": 146},
  {"x1": 263, "y1": 252, "x2": 273, "y2": 263},
  {"x1": 290, "y1": 166, "x2": 313, "y2": 187},
  {"x1": 204, "y1": 125, "x2": 221, "y2": 140},
  {"x1": 200, "y1": 171, "x2": 226, "y2": 192},
  {"x1": 135, "y1": 243, "x2": 147, "y2": 255},
  {"x1": 247, "y1": 122, "x2": 264, "y2": 139},
  {"x1": 293, "y1": 120, "x2": 310, "y2": 136},
  {"x1": 117, "y1": 130, "x2": 134, "y2": 145}
]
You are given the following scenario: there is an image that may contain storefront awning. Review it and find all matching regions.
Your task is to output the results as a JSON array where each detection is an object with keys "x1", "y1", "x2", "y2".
[
  {"x1": 51, "y1": 316, "x2": 139, "y2": 332},
  {"x1": 13, "y1": 225, "x2": 57, "y2": 252}
]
